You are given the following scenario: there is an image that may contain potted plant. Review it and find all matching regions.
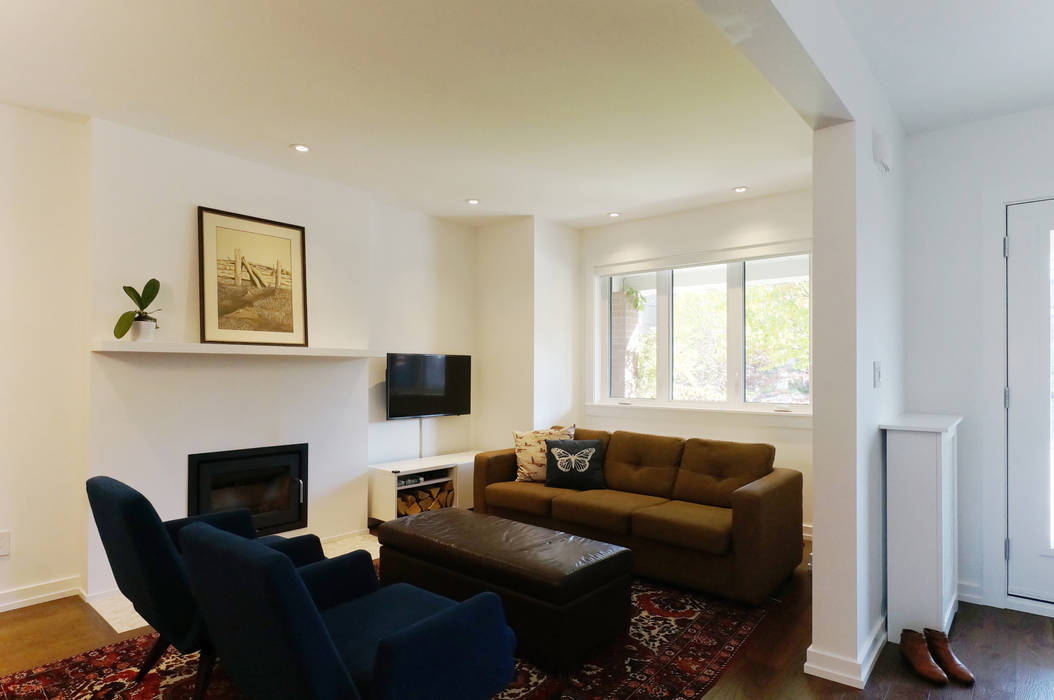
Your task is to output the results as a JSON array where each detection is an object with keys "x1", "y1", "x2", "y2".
[{"x1": 114, "y1": 279, "x2": 162, "y2": 341}]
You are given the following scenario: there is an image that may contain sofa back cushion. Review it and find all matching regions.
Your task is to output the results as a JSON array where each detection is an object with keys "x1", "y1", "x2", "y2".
[
  {"x1": 572, "y1": 428, "x2": 611, "y2": 453},
  {"x1": 603, "y1": 431, "x2": 685, "y2": 497},
  {"x1": 673, "y1": 438, "x2": 775, "y2": 507}
]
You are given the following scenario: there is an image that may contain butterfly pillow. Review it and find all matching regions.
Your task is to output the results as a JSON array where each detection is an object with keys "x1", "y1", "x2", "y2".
[{"x1": 544, "y1": 439, "x2": 605, "y2": 490}]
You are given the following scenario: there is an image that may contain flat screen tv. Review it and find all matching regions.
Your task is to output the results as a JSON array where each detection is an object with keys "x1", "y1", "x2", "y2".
[{"x1": 386, "y1": 353, "x2": 471, "y2": 420}]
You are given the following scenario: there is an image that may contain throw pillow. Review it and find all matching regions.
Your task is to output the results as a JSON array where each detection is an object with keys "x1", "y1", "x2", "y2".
[
  {"x1": 545, "y1": 439, "x2": 605, "y2": 490},
  {"x1": 514, "y1": 427, "x2": 573, "y2": 481}
]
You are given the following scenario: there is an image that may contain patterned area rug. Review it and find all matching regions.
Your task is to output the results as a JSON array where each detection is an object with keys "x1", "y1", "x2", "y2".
[{"x1": 1, "y1": 580, "x2": 768, "y2": 699}]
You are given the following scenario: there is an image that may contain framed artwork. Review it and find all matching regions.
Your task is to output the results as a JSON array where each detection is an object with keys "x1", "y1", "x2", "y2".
[{"x1": 198, "y1": 207, "x2": 308, "y2": 346}]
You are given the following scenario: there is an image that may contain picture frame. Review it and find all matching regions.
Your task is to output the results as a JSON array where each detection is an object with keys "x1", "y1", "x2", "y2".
[{"x1": 198, "y1": 207, "x2": 308, "y2": 346}]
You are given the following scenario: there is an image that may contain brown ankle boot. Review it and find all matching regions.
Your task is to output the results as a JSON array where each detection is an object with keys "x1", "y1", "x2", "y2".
[
  {"x1": 900, "y1": 629, "x2": 948, "y2": 685},
  {"x1": 924, "y1": 628, "x2": 975, "y2": 685}
]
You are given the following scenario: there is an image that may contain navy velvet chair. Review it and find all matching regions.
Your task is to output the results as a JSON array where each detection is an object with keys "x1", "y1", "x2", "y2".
[
  {"x1": 85, "y1": 476, "x2": 326, "y2": 700},
  {"x1": 179, "y1": 522, "x2": 517, "y2": 700}
]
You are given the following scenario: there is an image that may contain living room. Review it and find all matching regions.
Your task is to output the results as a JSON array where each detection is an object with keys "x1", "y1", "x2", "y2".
[{"x1": 3, "y1": 1, "x2": 1054, "y2": 698}]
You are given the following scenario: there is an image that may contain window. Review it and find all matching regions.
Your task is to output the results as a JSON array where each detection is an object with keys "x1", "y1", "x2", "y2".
[
  {"x1": 608, "y1": 272, "x2": 658, "y2": 400},
  {"x1": 672, "y1": 264, "x2": 727, "y2": 401},
  {"x1": 600, "y1": 252, "x2": 810, "y2": 411},
  {"x1": 745, "y1": 255, "x2": 810, "y2": 404}
]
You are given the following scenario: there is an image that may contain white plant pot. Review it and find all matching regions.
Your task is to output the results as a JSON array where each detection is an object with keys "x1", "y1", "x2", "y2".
[{"x1": 129, "y1": 320, "x2": 156, "y2": 341}]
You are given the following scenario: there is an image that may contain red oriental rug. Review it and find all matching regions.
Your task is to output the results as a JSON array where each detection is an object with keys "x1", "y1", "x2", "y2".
[{"x1": 1, "y1": 580, "x2": 768, "y2": 699}]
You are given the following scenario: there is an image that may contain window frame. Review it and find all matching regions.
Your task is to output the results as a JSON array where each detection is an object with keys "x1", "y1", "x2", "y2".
[{"x1": 594, "y1": 241, "x2": 812, "y2": 415}]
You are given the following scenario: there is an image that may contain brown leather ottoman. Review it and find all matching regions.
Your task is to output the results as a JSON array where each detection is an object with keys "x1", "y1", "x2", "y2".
[{"x1": 376, "y1": 508, "x2": 632, "y2": 670}]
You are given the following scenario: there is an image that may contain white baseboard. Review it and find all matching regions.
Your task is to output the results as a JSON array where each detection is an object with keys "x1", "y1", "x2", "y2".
[
  {"x1": 0, "y1": 575, "x2": 82, "y2": 613},
  {"x1": 804, "y1": 616, "x2": 887, "y2": 689},
  {"x1": 321, "y1": 528, "x2": 369, "y2": 544},
  {"x1": 957, "y1": 580, "x2": 984, "y2": 605},
  {"x1": 78, "y1": 586, "x2": 120, "y2": 603},
  {"x1": 802, "y1": 522, "x2": 813, "y2": 541}
]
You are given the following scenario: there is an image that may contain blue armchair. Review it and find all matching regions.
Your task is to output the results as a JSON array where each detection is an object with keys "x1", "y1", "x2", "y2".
[
  {"x1": 179, "y1": 522, "x2": 517, "y2": 700},
  {"x1": 85, "y1": 476, "x2": 326, "y2": 700}
]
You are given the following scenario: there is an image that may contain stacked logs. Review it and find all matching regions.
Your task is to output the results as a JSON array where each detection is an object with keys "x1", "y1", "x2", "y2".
[{"x1": 397, "y1": 481, "x2": 455, "y2": 516}]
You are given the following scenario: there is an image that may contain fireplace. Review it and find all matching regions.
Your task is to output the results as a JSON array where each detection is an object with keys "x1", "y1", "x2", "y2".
[{"x1": 188, "y1": 443, "x2": 308, "y2": 535}]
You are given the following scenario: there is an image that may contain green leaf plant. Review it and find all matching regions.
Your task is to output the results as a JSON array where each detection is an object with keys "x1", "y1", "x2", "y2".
[{"x1": 113, "y1": 278, "x2": 162, "y2": 338}]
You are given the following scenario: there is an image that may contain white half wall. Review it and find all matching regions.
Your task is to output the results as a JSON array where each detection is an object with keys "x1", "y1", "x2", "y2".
[
  {"x1": 766, "y1": 1, "x2": 906, "y2": 688},
  {"x1": 904, "y1": 103, "x2": 1054, "y2": 608},
  {"x1": 700, "y1": 0, "x2": 906, "y2": 688},
  {"x1": 578, "y1": 189, "x2": 815, "y2": 526},
  {"x1": 0, "y1": 104, "x2": 91, "y2": 604}
]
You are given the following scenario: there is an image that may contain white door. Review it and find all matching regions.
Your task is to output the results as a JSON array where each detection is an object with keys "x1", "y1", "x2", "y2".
[{"x1": 1007, "y1": 198, "x2": 1054, "y2": 603}]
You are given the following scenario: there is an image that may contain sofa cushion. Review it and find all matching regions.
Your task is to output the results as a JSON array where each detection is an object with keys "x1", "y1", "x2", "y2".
[
  {"x1": 545, "y1": 439, "x2": 606, "y2": 490},
  {"x1": 514, "y1": 427, "x2": 573, "y2": 482},
  {"x1": 603, "y1": 431, "x2": 685, "y2": 498},
  {"x1": 551, "y1": 489, "x2": 668, "y2": 534},
  {"x1": 632, "y1": 501, "x2": 733, "y2": 555},
  {"x1": 673, "y1": 438, "x2": 775, "y2": 507},
  {"x1": 485, "y1": 481, "x2": 578, "y2": 517},
  {"x1": 571, "y1": 428, "x2": 612, "y2": 454}
]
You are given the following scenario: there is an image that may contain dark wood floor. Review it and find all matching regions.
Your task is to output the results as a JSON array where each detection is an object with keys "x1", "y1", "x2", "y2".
[
  {"x1": 0, "y1": 596, "x2": 146, "y2": 677},
  {"x1": 2, "y1": 544, "x2": 1052, "y2": 697},
  {"x1": 710, "y1": 543, "x2": 1054, "y2": 699}
]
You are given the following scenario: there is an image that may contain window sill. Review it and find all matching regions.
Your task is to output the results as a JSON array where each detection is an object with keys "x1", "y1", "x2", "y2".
[{"x1": 583, "y1": 402, "x2": 813, "y2": 430}]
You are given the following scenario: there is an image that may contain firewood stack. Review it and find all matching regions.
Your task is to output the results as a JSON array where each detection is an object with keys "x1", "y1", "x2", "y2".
[{"x1": 396, "y1": 481, "x2": 455, "y2": 516}]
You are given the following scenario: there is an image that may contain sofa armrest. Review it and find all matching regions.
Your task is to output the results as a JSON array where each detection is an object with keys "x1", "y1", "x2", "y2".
[
  {"x1": 298, "y1": 549, "x2": 379, "y2": 610},
  {"x1": 730, "y1": 468, "x2": 803, "y2": 603},
  {"x1": 473, "y1": 449, "x2": 517, "y2": 514},
  {"x1": 165, "y1": 508, "x2": 256, "y2": 550},
  {"x1": 258, "y1": 533, "x2": 326, "y2": 567},
  {"x1": 372, "y1": 592, "x2": 515, "y2": 700}
]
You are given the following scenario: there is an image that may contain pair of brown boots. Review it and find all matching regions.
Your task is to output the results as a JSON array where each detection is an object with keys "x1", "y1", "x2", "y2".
[{"x1": 900, "y1": 628, "x2": 975, "y2": 686}]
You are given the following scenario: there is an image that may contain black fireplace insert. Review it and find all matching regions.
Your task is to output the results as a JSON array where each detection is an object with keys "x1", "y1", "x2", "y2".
[{"x1": 188, "y1": 443, "x2": 308, "y2": 535}]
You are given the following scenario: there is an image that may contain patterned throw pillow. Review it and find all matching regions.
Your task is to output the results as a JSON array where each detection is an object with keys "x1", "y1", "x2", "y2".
[
  {"x1": 514, "y1": 427, "x2": 573, "y2": 481},
  {"x1": 545, "y1": 439, "x2": 605, "y2": 490}
]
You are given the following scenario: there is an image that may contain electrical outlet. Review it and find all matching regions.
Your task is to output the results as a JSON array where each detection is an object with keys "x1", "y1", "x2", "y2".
[
  {"x1": 873, "y1": 361, "x2": 882, "y2": 388},
  {"x1": 0, "y1": 531, "x2": 10, "y2": 557}
]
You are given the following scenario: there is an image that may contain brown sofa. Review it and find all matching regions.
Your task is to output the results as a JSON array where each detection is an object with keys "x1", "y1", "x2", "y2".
[{"x1": 473, "y1": 428, "x2": 803, "y2": 605}]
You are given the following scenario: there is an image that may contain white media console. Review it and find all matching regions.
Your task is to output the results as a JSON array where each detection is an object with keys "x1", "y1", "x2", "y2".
[{"x1": 368, "y1": 451, "x2": 479, "y2": 523}]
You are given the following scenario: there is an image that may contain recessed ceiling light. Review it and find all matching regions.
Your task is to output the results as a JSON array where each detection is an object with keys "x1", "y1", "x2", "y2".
[
  {"x1": 732, "y1": 186, "x2": 748, "y2": 193},
  {"x1": 291, "y1": 144, "x2": 310, "y2": 152},
  {"x1": 608, "y1": 212, "x2": 621, "y2": 218},
  {"x1": 466, "y1": 198, "x2": 480, "y2": 205}
]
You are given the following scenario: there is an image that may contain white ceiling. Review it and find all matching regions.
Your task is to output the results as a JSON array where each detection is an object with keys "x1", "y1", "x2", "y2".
[
  {"x1": 0, "y1": 0, "x2": 811, "y2": 227},
  {"x1": 836, "y1": 0, "x2": 1054, "y2": 134}
]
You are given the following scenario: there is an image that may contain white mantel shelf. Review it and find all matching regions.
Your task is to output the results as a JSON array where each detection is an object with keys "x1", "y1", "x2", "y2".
[{"x1": 91, "y1": 340, "x2": 383, "y2": 359}]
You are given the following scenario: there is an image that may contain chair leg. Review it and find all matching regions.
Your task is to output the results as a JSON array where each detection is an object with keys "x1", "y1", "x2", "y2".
[
  {"x1": 193, "y1": 649, "x2": 216, "y2": 700},
  {"x1": 135, "y1": 636, "x2": 169, "y2": 683}
]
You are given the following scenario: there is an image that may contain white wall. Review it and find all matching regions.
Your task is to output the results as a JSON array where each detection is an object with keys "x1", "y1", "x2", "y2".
[
  {"x1": 0, "y1": 105, "x2": 91, "y2": 610},
  {"x1": 0, "y1": 108, "x2": 486, "y2": 603},
  {"x1": 366, "y1": 202, "x2": 476, "y2": 464},
  {"x1": 85, "y1": 120, "x2": 380, "y2": 594},
  {"x1": 904, "y1": 103, "x2": 1054, "y2": 608},
  {"x1": 533, "y1": 219, "x2": 580, "y2": 429},
  {"x1": 578, "y1": 190, "x2": 815, "y2": 526},
  {"x1": 472, "y1": 217, "x2": 535, "y2": 449}
]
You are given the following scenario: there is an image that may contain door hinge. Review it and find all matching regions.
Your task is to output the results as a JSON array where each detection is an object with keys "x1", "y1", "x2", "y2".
[
  {"x1": 1003, "y1": 236, "x2": 1009, "y2": 258},
  {"x1": 1005, "y1": 538, "x2": 1011, "y2": 561},
  {"x1": 1004, "y1": 386, "x2": 1010, "y2": 409}
]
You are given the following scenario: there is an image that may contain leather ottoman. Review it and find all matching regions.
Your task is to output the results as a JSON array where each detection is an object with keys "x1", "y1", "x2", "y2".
[{"x1": 376, "y1": 508, "x2": 632, "y2": 670}]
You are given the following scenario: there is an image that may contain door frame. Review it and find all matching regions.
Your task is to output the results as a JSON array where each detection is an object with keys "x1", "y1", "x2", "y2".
[{"x1": 982, "y1": 182, "x2": 1054, "y2": 617}]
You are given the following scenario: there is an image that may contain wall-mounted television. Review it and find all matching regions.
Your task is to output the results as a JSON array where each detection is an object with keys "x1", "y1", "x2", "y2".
[{"x1": 386, "y1": 353, "x2": 471, "y2": 420}]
